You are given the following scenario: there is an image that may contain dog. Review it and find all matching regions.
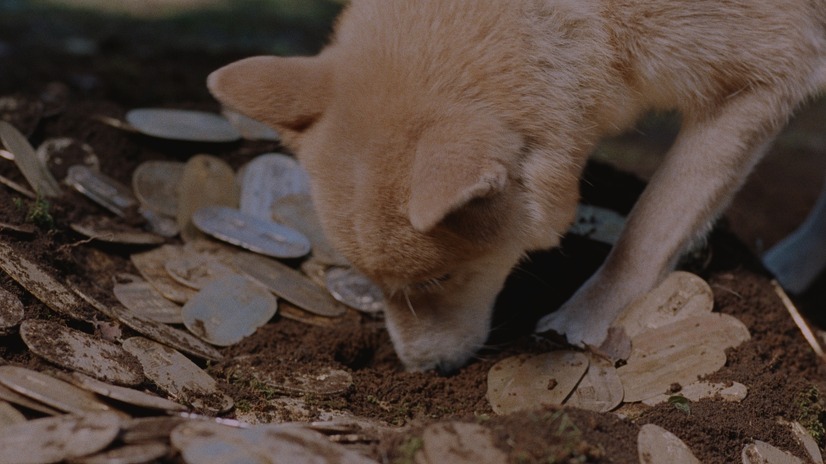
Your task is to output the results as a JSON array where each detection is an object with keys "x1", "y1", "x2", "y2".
[{"x1": 208, "y1": 0, "x2": 826, "y2": 372}]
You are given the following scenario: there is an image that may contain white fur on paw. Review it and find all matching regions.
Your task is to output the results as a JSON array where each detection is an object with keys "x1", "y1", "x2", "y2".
[{"x1": 536, "y1": 302, "x2": 611, "y2": 348}]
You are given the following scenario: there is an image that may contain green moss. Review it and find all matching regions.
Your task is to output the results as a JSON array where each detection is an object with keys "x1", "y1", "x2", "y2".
[
  {"x1": 25, "y1": 197, "x2": 55, "y2": 229},
  {"x1": 795, "y1": 385, "x2": 826, "y2": 444},
  {"x1": 392, "y1": 436, "x2": 424, "y2": 464}
]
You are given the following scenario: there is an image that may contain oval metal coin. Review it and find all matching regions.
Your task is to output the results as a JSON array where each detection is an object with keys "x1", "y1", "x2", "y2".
[
  {"x1": 252, "y1": 365, "x2": 352, "y2": 397},
  {"x1": 0, "y1": 383, "x2": 61, "y2": 416},
  {"x1": 70, "y1": 216, "x2": 164, "y2": 246},
  {"x1": 487, "y1": 351, "x2": 589, "y2": 415},
  {"x1": 126, "y1": 108, "x2": 240, "y2": 142},
  {"x1": 70, "y1": 443, "x2": 170, "y2": 464},
  {"x1": 0, "y1": 287, "x2": 23, "y2": 334},
  {"x1": 122, "y1": 337, "x2": 233, "y2": 415},
  {"x1": 114, "y1": 275, "x2": 184, "y2": 324},
  {"x1": 66, "y1": 165, "x2": 138, "y2": 217},
  {"x1": 130, "y1": 245, "x2": 198, "y2": 304},
  {"x1": 0, "y1": 366, "x2": 112, "y2": 415},
  {"x1": 637, "y1": 424, "x2": 701, "y2": 464},
  {"x1": 192, "y1": 206, "x2": 310, "y2": 259},
  {"x1": 0, "y1": 241, "x2": 91, "y2": 321},
  {"x1": 223, "y1": 109, "x2": 280, "y2": 141},
  {"x1": 0, "y1": 120, "x2": 61, "y2": 197},
  {"x1": 69, "y1": 372, "x2": 186, "y2": 412},
  {"x1": 177, "y1": 155, "x2": 239, "y2": 241},
  {"x1": 421, "y1": 422, "x2": 508, "y2": 464},
  {"x1": 742, "y1": 441, "x2": 804, "y2": 464},
  {"x1": 238, "y1": 153, "x2": 309, "y2": 219},
  {"x1": 0, "y1": 401, "x2": 25, "y2": 427},
  {"x1": 132, "y1": 160, "x2": 184, "y2": 217},
  {"x1": 565, "y1": 353, "x2": 624, "y2": 413},
  {"x1": 165, "y1": 254, "x2": 238, "y2": 290},
  {"x1": 325, "y1": 267, "x2": 385, "y2": 314},
  {"x1": 0, "y1": 411, "x2": 121, "y2": 464},
  {"x1": 182, "y1": 275, "x2": 277, "y2": 346},
  {"x1": 272, "y1": 194, "x2": 348, "y2": 266},
  {"x1": 20, "y1": 319, "x2": 144, "y2": 386},
  {"x1": 234, "y1": 253, "x2": 347, "y2": 317}
]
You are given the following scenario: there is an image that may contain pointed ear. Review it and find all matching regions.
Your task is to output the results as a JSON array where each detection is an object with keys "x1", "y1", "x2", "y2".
[
  {"x1": 408, "y1": 142, "x2": 511, "y2": 233},
  {"x1": 207, "y1": 56, "x2": 331, "y2": 141}
]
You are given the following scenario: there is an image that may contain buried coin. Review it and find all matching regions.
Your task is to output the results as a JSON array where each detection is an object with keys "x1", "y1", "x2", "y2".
[
  {"x1": 182, "y1": 275, "x2": 277, "y2": 346},
  {"x1": 177, "y1": 155, "x2": 239, "y2": 242},
  {"x1": 233, "y1": 252, "x2": 347, "y2": 318},
  {"x1": 642, "y1": 380, "x2": 748, "y2": 406},
  {"x1": 70, "y1": 442, "x2": 170, "y2": 464},
  {"x1": 69, "y1": 372, "x2": 186, "y2": 412},
  {"x1": 126, "y1": 108, "x2": 240, "y2": 142},
  {"x1": 742, "y1": 440, "x2": 804, "y2": 464},
  {"x1": 0, "y1": 411, "x2": 122, "y2": 464},
  {"x1": 113, "y1": 274, "x2": 184, "y2": 324},
  {"x1": 419, "y1": 422, "x2": 508, "y2": 464},
  {"x1": 250, "y1": 364, "x2": 353, "y2": 397},
  {"x1": 487, "y1": 351, "x2": 590, "y2": 415},
  {"x1": 637, "y1": 424, "x2": 701, "y2": 464},
  {"x1": 0, "y1": 120, "x2": 61, "y2": 198},
  {"x1": 70, "y1": 216, "x2": 164, "y2": 246},
  {"x1": 130, "y1": 245, "x2": 198, "y2": 304},
  {"x1": 564, "y1": 353, "x2": 624, "y2": 413},
  {"x1": 132, "y1": 160, "x2": 184, "y2": 217},
  {"x1": 122, "y1": 337, "x2": 233, "y2": 415},
  {"x1": 20, "y1": 319, "x2": 144, "y2": 386},
  {"x1": 165, "y1": 254, "x2": 238, "y2": 290},
  {"x1": 66, "y1": 165, "x2": 138, "y2": 217},
  {"x1": 0, "y1": 241, "x2": 92, "y2": 321},
  {"x1": 192, "y1": 206, "x2": 311, "y2": 259},
  {"x1": 0, "y1": 366, "x2": 112, "y2": 415},
  {"x1": 325, "y1": 267, "x2": 385, "y2": 314},
  {"x1": 238, "y1": 153, "x2": 310, "y2": 219},
  {"x1": 36, "y1": 137, "x2": 99, "y2": 181},
  {"x1": 0, "y1": 287, "x2": 23, "y2": 334}
]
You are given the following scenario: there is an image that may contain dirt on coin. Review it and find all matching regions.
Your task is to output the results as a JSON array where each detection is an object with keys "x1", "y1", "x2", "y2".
[{"x1": 1, "y1": 3, "x2": 826, "y2": 464}]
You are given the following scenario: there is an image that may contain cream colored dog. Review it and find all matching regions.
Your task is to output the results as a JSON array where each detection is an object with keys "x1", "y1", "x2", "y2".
[{"x1": 209, "y1": 0, "x2": 826, "y2": 372}]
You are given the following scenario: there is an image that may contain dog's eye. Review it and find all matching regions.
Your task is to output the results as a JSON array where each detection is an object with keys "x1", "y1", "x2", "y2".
[{"x1": 411, "y1": 273, "x2": 452, "y2": 293}]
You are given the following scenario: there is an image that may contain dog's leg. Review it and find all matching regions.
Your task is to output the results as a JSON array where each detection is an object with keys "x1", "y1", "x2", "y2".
[
  {"x1": 763, "y1": 173, "x2": 826, "y2": 294},
  {"x1": 538, "y1": 89, "x2": 796, "y2": 347}
]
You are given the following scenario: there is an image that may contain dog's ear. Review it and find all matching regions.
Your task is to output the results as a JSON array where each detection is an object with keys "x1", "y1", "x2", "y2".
[
  {"x1": 207, "y1": 56, "x2": 331, "y2": 144},
  {"x1": 408, "y1": 121, "x2": 516, "y2": 233}
]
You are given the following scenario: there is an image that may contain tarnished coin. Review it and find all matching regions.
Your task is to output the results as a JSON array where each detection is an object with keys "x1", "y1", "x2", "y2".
[
  {"x1": 130, "y1": 245, "x2": 198, "y2": 304},
  {"x1": 182, "y1": 275, "x2": 277, "y2": 346},
  {"x1": 66, "y1": 165, "x2": 138, "y2": 217},
  {"x1": 565, "y1": 353, "x2": 624, "y2": 413},
  {"x1": 742, "y1": 440, "x2": 804, "y2": 464},
  {"x1": 132, "y1": 160, "x2": 184, "y2": 218},
  {"x1": 325, "y1": 267, "x2": 385, "y2": 314},
  {"x1": 140, "y1": 208, "x2": 180, "y2": 238},
  {"x1": 0, "y1": 411, "x2": 121, "y2": 464},
  {"x1": 165, "y1": 254, "x2": 238, "y2": 290},
  {"x1": 36, "y1": 137, "x2": 99, "y2": 181},
  {"x1": 0, "y1": 366, "x2": 112, "y2": 415},
  {"x1": 0, "y1": 94, "x2": 43, "y2": 137},
  {"x1": 419, "y1": 422, "x2": 508, "y2": 464},
  {"x1": 617, "y1": 313, "x2": 750, "y2": 403},
  {"x1": 177, "y1": 155, "x2": 239, "y2": 241},
  {"x1": 0, "y1": 241, "x2": 91, "y2": 321},
  {"x1": 272, "y1": 194, "x2": 348, "y2": 266},
  {"x1": 0, "y1": 120, "x2": 61, "y2": 197},
  {"x1": 193, "y1": 206, "x2": 311, "y2": 259},
  {"x1": 247, "y1": 362, "x2": 353, "y2": 397},
  {"x1": 569, "y1": 204, "x2": 627, "y2": 245},
  {"x1": 70, "y1": 443, "x2": 170, "y2": 464},
  {"x1": 113, "y1": 275, "x2": 184, "y2": 324},
  {"x1": 642, "y1": 381, "x2": 748, "y2": 406},
  {"x1": 0, "y1": 401, "x2": 25, "y2": 427},
  {"x1": 20, "y1": 319, "x2": 144, "y2": 386},
  {"x1": 789, "y1": 421, "x2": 824, "y2": 464},
  {"x1": 108, "y1": 304, "x2": 224, "y2": 361},
  {"x1": 487, "y1": 351, "x2": 589, "y2": 415},
  {"x1": 0, "y1": 287, "x2": 23, "y2": 335},
  {"x1": 612, "y1": 272, "x2": 713, "y2": 339},
  {"x1": 223, "y1": 109, "x2": 280, "y2": 141},
  {"x1": 637, "y1": 424, "x2": 701, "y2": 464},
  {"x1": 126, "y1": 108, "x2": 240, "y2": 142},
  {"x1": 69, "y1": 372, "x2": 186, "y2": 412},
  {"x1": 0, "y1": 383, "x2": 61, "y2": 416},
  {"x1": 234, "y1": 252, "x2": 347, "y2": 317},
  {"x1": 122, "y1": 416, "x2": 188, "y2": 444},
  {"x1": 122, "y1": 337, "x2": 233, "y2": 415},
  {"x1": 238, "y1": 153, "x2": 310, "y2": 219},
  {"x1": 279, "y1": 302, "x2": 343, "y2": 327},
  {"x1": 70, "y1": 216, "x2": 164, "y2": 246}
]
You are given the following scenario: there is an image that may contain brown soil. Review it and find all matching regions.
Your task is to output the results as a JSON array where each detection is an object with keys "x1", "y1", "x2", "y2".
[{"x1": 1, "y1": 5, "x2": 826, "y2": 464}]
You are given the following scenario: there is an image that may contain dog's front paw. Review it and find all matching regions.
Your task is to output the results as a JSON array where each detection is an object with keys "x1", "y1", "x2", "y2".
[{"x1": 536, "y1": 294, "x2": 612, "y2": 348}]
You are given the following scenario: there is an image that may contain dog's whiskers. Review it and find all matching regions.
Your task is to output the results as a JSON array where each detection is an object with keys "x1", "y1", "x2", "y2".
[{"x1": 402, "y1": 288, "x2": 419, "y2": 320}]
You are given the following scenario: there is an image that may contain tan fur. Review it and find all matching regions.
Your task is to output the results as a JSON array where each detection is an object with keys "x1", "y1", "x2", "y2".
[{"x1": 209, "y1": 0, "x2": 826, "y2": 371}]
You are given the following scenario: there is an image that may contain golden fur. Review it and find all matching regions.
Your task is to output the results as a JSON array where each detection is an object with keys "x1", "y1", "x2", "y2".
[{"x1": 209, "y1": 0, "x2": 826, "y2": 371}]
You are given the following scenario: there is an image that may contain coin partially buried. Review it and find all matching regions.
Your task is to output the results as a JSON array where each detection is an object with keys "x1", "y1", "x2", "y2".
[
  {"x1": 325, "y1": 267, "x2": 385, "y2": 314},
  {"x1": 113, "y1": 274, "x2": 184, "y2": 324},
  {"x1": 238, "y1": 153, "x2": 310, "y2": 219},
  {"x1": 0, "y1": 366, "x2": 112, "y2": 415},
  {"x1": 70, "y1": 215, "x2": 164, "y2": 246},
  {"x1": 20, "y1": 319, "x2": 144, "y2": 386},
  {"x1": 122, "y1": 337, "x2": 234, "y2": 415},
  {"x1": 252, "y1": 365, "x2": 353, "y2": 398},
  {"x1": 0, "y1": 120, "x2": 61, "y2": 198},
  {"x1": 132, "y1": 160, "x2": 184, "y2": 218},
  {"x1": 126, "y1": 108, "x2": 240, "y2": 142},
  {"x1": 130, "y1": 245, "x2": 198, "y2": 304},
  {"x1": 182, "y1": 275, "x2": 277, "y2": 347},
  {"x1": 177, "y1": 155, "x2": 239, "y2": 242},
  {"x1": 193, "y1": 206, "x2": 311, "y2": 259},
  {"x1": 70, "y1": 442, "x2": 170, "y2": 464},
  {"x1": 0, "y1": 287, "x2": 23, "y2": 335},
  {"x1": 0, "y1": 411, "x2": 122, "y2": 464},
  {"x1": 66, "y1": 165, "x2": 138, "y2": 217},
  {"x1": 69, "y1": 372, "x2": 187, "y2": 412}
]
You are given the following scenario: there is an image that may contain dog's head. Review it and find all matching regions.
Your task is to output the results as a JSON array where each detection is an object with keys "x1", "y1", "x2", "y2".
[{"x1": 208, "y1": 1, "x2": 581, "y2": 371}]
